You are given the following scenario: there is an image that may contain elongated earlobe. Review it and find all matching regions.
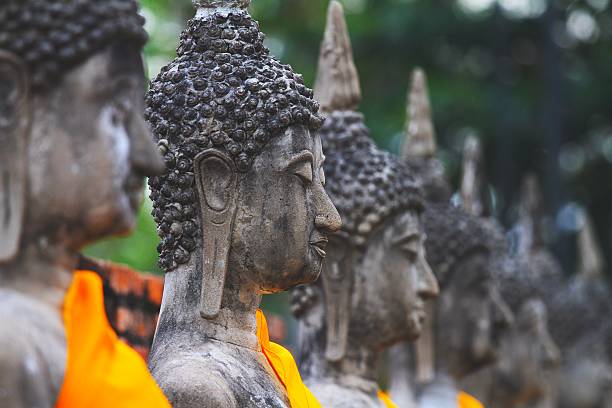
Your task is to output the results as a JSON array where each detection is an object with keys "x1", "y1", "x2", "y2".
[
  {"x1": 193, "y1": 149, "x2": 238, "y2": 319},
  {"x1": 321, "y1": 239, "x2": 354, "y2": 362},
  {"x1": 0, "y1": 51, "x2": 30, "y2": 263}
]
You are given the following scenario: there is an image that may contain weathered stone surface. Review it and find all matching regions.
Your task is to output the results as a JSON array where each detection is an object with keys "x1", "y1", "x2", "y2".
[
  {"x1": 0, "y1": 1, "x2": 163, "y2": 406},
  {"x1": 145, "y1": 1, "x2": 341, "y2": 406},
  {"x1": 391, "y1": 76, "x2": 513, "y2": 408},
  {"x1": 292, "y1": 3, "x2": 438, "y2": 407}
]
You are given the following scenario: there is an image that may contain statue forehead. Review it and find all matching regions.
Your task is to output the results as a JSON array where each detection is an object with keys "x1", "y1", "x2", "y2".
[
  {"x1": 61, "y1": 45, "x2": 143, "y2": 95},
  {"x1": 385, "y1": 210, "x2": 421, "y2": 239},
  {"x1": 269, "y1": 125, "x2": 320, "y2": 163}
]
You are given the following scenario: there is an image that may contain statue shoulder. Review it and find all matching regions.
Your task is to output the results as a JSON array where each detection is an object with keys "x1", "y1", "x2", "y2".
[
  {"x1": 0, "y1": 289, "x2": 67, "y2": 407},
  {"x1": 151, "y1": 351, "x2": 238, "y2": 408},
  {"x1": 307, "y1": 381, "x2": 381, "y2": 408},
  {"x1": 0, "y1": 327, "x2": 57, "y2": 408}
]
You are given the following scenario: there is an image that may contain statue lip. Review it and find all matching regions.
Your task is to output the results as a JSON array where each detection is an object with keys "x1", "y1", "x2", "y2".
[{"x1": 309, "y1": 236, "x2": 328, "y2": 259}]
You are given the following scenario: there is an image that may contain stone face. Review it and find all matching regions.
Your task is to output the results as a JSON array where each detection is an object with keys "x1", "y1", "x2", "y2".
[
  {"x1": 291, "y1": 3, "x2": 438, "y2": 407},
  {"x1": 0, "y1": 1, "x2": 163, "y2": 406},
  {"x1": 145, "y1": 2, "x2": 341, "y2": 407}
]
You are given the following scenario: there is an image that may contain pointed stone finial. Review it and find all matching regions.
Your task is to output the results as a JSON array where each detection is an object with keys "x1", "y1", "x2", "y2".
[
  {"x1": 314, "y1": 1, "x2": 361, "y2": 112},
  {"x1": 460, "y1": 135, "x2": 483, "y2": 217},
  {"x1": 401, "y1": 68, "x2": 437, "y2": 160},
  {"x1": 517, "y1": 174, "x2": 542, "y2": 255},
  {"x1": 578, "y1": 210, "x2": 604, "y2": 279},
  {"x1": 192, "y1": 0, "x2": 250, "y2": 8}
]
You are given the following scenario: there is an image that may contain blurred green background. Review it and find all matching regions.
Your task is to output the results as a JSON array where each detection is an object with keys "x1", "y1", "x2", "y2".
[{"x1": 86, "y1": 0, "x2": 612, "y2": 287}]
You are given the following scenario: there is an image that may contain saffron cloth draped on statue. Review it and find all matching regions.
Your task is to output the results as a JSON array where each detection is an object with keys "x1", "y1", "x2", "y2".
[
  {"x1": 55, "y1": 271, "x2": 170, "y2": 408},
  {"x1": 256, "y1": 310, "x2": 322, "y2": 408},
  {"x1": 458, "y1": 391, "x2": 485, "y2": 408}
]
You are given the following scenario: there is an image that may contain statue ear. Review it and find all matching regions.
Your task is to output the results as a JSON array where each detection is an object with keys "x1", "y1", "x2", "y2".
[
  {"x1": 193, "y1": 149, "x2": 239, "y2": 319},
  {"x1": 321, "y1": 237, "x2": 354, "y2": 362},
  {"x1": 0, "y1": 51, "x2": 30, "y2": 263}
]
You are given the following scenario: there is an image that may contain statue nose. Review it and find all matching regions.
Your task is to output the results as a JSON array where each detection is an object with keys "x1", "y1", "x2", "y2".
[
  {"x1": 315, "y1": 212, "x2": 341, "y2": 233},
  {"x1": 314, "y1": 183, "x2": 342, "y2": 233}
]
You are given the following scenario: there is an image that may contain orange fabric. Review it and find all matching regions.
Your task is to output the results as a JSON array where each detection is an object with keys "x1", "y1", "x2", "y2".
[
  {"x1": 377, "y1": 390, "x2": 399, "y2": 408},
  {"x1": 55, "y1": 270, "x2": 170, "y2": 408},
  {"x1": 458, "y1": 391, "x2": 485, "y2": 408},
  {"x1": 256, "y1": 310, "x2": 322, "y2": 408}
]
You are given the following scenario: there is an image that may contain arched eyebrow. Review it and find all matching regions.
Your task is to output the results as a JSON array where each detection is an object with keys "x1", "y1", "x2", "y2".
[
  {"x1": 281, "y1": 150, "x2": 314, "y2": 171},
  {"x1": 391, "y1": 231, "x2": 421, "y2": 246}
]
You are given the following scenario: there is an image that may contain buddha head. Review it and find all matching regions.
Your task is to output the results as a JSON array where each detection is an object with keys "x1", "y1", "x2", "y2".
[
  {"x1": 146, "y1": 0, "x2": 341, "y2": 319},
  {"x1": 485, "y1": 257, "x2": 560, "y2": 405},
  {"x1": 291, "y1": 1, "x2": 438, "y2": 365},
  {"x1": 0, "y1": 0, "x2": 163, "y2": 263},
  {"x1": 423, "y1": 204, "x2": 513, "y2": 377}
]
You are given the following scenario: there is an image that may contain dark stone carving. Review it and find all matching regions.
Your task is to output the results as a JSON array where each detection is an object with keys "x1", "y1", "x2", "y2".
[
  {"x1": 0, "y1": 0, "x2": 147, "y2": 92},
  {"x1": 146, "y1": 3, "x2": 323, "y2": 272},
  {"x1": 0, "y1": 1, "x2": 162, "y2": 406},
  {"x1": 292, "y1": 3, "x2": 438, "y2": 407},
  {"x1": 145, "y1": 1, "x2": 341, "y2": 407},
  {"x1": 458, "y1": 139, "x2": 561, "y2": 408}
]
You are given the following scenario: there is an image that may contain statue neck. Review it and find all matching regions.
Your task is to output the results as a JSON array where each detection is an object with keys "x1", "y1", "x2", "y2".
[
  {"x1": 299, "y1": 320, "x2": 380, "y2": 395},
  {"x1": 0, "y1": 238, "x2": 77, "y2": 309},
  {"x1": 433, "y1": 314, "x2": 467, "y2": 383},
  {"x1": 157, "y1": 256, "x2": 262, "y2": 351}
]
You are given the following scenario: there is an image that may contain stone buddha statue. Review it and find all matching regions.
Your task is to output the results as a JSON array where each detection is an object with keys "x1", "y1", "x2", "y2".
[
  {"x1": 416, "y1": 203, "x2": 513, "y2": 408},
  {"x1": 145, "y1": 0, "x2": 341, "y2": 406},
  {"x1": 457, "y1": 137, "x2": 560, "y2": 408},
  {"x1": 386, "y1": 90, "x2": 513, "y2": 406},
  {"x1": 544, "y1": 211, "x2": 612, "y2": 408},
  {"x1": 290, "y1": 3, "x2": 439, "y2": 408},
  {"x1": 387, "y1": 67, "x2": 450, "y2": 408},
  {"x1": 0, "y1": 1, "x2": 168, "y2": 407}
]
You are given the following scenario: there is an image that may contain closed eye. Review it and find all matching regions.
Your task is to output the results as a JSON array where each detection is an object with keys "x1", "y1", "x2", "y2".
[{"x1": 393, "y1": 233, "x2": 421, "y2": 261}]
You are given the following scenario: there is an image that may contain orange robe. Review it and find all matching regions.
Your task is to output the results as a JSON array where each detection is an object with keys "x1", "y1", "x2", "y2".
[
  {"x1": 257, "y1": 310, "x2": 399, "y2": 408},
  {"x1": 458, "y1": 391, "x2": 485, "y2": 408},
  {"x1": 257, "y1": 310, "x2": 322, "y2": 408},
  {"x1": 377, "y1": 390, "x2": 399, "y2": 408},
  {"x1": 55, "y1": 270, "x2": 170, "y2": 407}
]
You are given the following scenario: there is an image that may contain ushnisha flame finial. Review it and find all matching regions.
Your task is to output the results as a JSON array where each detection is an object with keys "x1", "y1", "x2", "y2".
[
  {"x1": 192, "y1": 0, "x2": 250, "y2": 9},
  {"x1": 460, "y1": 135, "x2": 483, "y2": 217},
  {"x1": 578, "y1": 210, "x2": 604, "y2": 279},
  {"x1": 516, "y1": 173, "x2": 542, "y2": 255},
  {"x1": 401, "y1": 68, "x2": 437, "y2": 160},
  {"x1": 314, "y1": 0, "x2": 361, "y2": 112}
]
